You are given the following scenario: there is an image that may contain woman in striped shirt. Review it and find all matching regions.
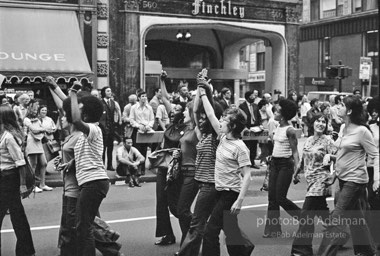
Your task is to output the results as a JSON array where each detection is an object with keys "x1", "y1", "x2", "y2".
[
  {"x1": 202, "y1": 107, "x2": 255, "y2": 256},
  {"x1": 177, "y1": 74, "x2": 222, "y2": 256},
  {"x1": 68, "y1": 83, "x2": 110, "y2": 256}
]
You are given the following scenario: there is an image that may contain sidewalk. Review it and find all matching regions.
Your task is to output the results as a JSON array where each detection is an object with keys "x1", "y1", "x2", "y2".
[{"x1": 45, "y1": 137, "x2": 307, "y2": 187}]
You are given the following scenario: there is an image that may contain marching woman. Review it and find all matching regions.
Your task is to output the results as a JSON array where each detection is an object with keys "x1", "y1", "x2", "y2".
[
  {"x1": 290, "y1": 113, "x2": 336, "y2": 256},
  {"x1": 0, "y1": 105, "x2": 35, "y2": 256},
  {"x1": 317, "y1": 95, "x2": 379, "y2": 256},
  {"x1": 68, "y1": 82, "x2": 110, "y2": 256},
  {"x1": 178, "y1": 72, "x2": 224, "y2": 256},
  {"x1": 263, "y1": 99, "x2": 301, "y2": 238},
  {"x1": 202, "y1": 107, "x2": 255, "y2": 256},
  {"x1": 154, "y1": 72, "x2": 189, "y2": 246}
]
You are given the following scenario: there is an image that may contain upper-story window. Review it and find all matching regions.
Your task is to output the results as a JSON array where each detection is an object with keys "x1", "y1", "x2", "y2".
[
  {"x1": 319, "y1": 37, "x2": 331, "y2": 77},
  {"x1": 321, "y1": 0, "x2": 343, "y2": 18},
  {"x1": 353, "y1": 0, "x2": 378, "y2": 12}
]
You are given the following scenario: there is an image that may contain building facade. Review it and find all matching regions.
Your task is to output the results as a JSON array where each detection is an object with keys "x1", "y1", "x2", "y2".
[
  {"x1": 300, "y1": 0, "x2": 378, "y2": 96},
  {"x1": 109, "y1": 0, "x2": 303, "y2": 106}
]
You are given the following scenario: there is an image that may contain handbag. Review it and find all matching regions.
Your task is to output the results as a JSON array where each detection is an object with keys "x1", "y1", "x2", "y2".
[
  {"x1": 148, "y1": 148, "x2": 177, "y2": 169},
  {"x1": 47, "y1": 140, "x2": 61, "y2": 154}
]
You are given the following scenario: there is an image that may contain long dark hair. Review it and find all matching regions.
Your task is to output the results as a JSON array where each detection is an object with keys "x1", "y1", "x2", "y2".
[
  {"x1": 0, "y1": 105, "x2": 24, "y2": 142},
  {"x1": 343, "y1": 95, "x2": 369, "y2": 129}
]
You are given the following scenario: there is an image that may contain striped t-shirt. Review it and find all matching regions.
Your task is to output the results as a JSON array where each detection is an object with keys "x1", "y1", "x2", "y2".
[
  {"x1": 215, "y1": 135, "x2": 251, "y2": 193},
  {"x1": 74, "y1": 123, "x2": 109, "y2": 186},
  {"x1": 194, "y1": 133, "x2": 218, "y2": 183}
]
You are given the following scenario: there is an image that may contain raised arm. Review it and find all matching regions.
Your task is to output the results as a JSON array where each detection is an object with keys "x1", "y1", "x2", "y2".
[
  {"x1": 159, "y1": 71, "x2": 173, "y2": 115},
  {"x1": 69, "y1": 83, "x2": 90, "y2": 135},
  {"x1": 46, "y1": 76, "x2": 67, "y2": 110},
  {"x1": 199, "y1": 87, "x2": 220, "y2": 136}
]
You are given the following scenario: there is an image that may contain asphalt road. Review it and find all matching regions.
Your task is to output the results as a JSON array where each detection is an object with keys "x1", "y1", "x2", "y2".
[{"x1": 1, "y1": 175, "x2": 355, "y2": 256}]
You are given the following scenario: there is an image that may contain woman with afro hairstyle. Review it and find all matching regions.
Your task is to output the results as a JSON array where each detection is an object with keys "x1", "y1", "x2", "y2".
[
  {"x1": 68, "y1": 82, "x2": 110, "y2": 256},
  {"x1": 263, "y1": 99, "x2": 301, "y2": 238}
]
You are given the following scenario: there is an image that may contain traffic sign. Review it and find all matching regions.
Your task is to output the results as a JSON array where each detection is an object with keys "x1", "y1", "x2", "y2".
[{"x1": 359, "y1": 57, "x2": 372, "y2": 80}]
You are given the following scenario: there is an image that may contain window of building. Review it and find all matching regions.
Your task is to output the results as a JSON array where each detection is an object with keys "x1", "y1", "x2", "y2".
[
  {"x1": 353, "y1": 0, "x2": 378, "y2": 12},
  {"x1": 310, "y1": 0, "x2": 320, "y2": 21},
  {"x1": 363, "y1": 0, "x2": 378, "y2": 10},
  {"x1": 366, "y1": 31, "x2": 378, "y2": 95},
  {"x1": 257, "y1": 52, "x2": 265, "y2": 71},
  {"x1": 319, "y1": 37, "x2": 331, "y2": 77},
  {"x1": 320, "y1": 0, "x2": 343, "y2": 18}
]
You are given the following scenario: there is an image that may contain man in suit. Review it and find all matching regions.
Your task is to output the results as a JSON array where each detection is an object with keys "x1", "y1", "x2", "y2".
[
  {"x1": 99, "y1": 86, "x2": 118, "y2": 171},
  {"x1": 218, "y1": 87, "x2": 231, "y2": 111},
  {"x1": 239, "y1": 90, "x2": 261, "y2": 169}
]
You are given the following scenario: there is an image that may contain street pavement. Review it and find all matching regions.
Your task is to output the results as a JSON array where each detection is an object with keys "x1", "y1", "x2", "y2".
[
  {"x1": 1, "y1": 171, "x2": 356, "y2": 256},
  {"x1": 1, "y1": 137, "x2": 358, "y2": 255}
]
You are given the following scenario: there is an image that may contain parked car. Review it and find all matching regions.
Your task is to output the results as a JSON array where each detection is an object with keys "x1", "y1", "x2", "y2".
[{"x1": 307, "y1": 91, "x2": 351, "y2": 103}]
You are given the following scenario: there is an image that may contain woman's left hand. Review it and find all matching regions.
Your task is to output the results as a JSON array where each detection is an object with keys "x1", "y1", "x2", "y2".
[
  {"x1": 373, "y1": 179, "x2": 379, "y2": 192},
  {"x1": 230, "y1": 199, "x2": 243, "y2": 215}
]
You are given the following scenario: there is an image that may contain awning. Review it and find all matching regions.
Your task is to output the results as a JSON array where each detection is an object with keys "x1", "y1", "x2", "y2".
[{"x1": 0, "y1": 7, "x2": 92, "y2": 80}]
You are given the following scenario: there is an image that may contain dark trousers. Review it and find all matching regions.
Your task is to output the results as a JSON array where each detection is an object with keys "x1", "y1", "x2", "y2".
[
  {"x1": 291, "y1": 196, "x2": 330, "y2": 256},
  {"x1": 317, "y1": 179, "x2": 375, "y2": 256},
  {"x1": 177, "y1": 174, "x2": 199, "y2": 245},
  {"x1": 366, "y1": 167, "x2": 380, "y2": 248},
  {"x1": 178, "y1": 182, "x2": 218, "y2": 256},
  {"x1": 202, "y1": 191, "x2": 254, "y2": 256},
  {"x1": 155, "y1": 167, "x2": 180, "y2": 237},
  {"x1": 59, "y1": 195, "x2": 121, "y2": 256},
  {"x1": 244, "y1": 140, "x2": 258, "y2": 164},
  {"x1": 0, "y1": 170, "x2": 35, "y2": 256},
  {"x1": 59, "y1": 196, "x2": 78, "y2": 256},
  {"x1": 76, "y1": 179, "x2": 109, "y2": 256},
  {"x1": 264, "y1": 157, "x2": 301, "y2": 235},
  {"x1": 103, "y1": 132, "x2": 115, "y2": 170}
]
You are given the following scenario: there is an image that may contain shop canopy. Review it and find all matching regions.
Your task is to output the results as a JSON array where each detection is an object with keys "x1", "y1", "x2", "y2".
[{"x1": 0, "y1": 7, "x2": 92, "y2": 82}]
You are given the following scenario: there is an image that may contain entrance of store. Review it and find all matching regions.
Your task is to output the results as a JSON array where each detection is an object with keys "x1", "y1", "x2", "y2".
[{"x1": 141, "y1": 16, "x2": 287, "y2": 103}]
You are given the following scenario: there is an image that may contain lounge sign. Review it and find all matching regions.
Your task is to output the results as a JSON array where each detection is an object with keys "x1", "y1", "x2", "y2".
[
  {"x1": 0, "y1": 52, "x2": 66, "y2": 62},
  {"x1": 192, "y1": 0, "x2": 245, "y2": 19}
]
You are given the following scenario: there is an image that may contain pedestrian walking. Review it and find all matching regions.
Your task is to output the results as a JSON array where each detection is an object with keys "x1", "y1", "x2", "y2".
[
  {"x1": 317, "y1": 95, "x2": 379, "y2": 256},
  {"x1": 263, "y1": 99, "x2": 301, "y2": 238},
  {"x1": 202, "y1": 107, "x2": 255, "y2": 256},
  {"x1": 291, "y1": 113, "x2": 336, "y2": 256},
  {"x1": 68, "y1": 83, "x2": 110, "y2": 256},
  {"x1": 0, "y1": 105, "x2": 35, "y2": 256},
  {"x1": 177, "y1": 72, "x2": 222, "y2": 256},
  {"x1": 154, "y1": 71, "x2": 189, "y2": 246}
]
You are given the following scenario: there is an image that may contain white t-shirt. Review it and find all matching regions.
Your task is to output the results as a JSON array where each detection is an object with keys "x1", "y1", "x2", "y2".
[
  {"x1": 74, "y1": 123, "x2": 109, "y2": 186},
  {"x1": 215, "y1": 135, "x2": 251, "y2": 193}
]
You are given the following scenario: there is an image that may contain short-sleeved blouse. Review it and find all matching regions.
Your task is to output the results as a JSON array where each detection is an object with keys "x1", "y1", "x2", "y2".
[{"x1": 301, "y1": 135, "x2": 337, "y2": 197}]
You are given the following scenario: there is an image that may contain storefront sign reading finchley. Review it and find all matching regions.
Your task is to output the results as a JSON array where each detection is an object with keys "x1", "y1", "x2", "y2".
[
  {"x1": 192, "y1": 0, "x2": 245, "y2": 18},
  {"x1": 0, "y1": 52, "x2": 66, "y2": 62}
]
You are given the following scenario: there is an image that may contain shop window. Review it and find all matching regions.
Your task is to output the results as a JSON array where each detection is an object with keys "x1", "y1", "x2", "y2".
[
  {"x1": 319, "y1": 37, "x2": 331, "y2": 77},
  {"x1": 257, "y1": 52, "x2": 265, "y2": 71}
]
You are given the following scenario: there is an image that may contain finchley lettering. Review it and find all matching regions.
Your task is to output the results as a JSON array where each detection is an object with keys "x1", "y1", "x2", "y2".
[
  {"x1": 0, "y1": 52, "x2": 66, "y2": 62},
  {"x1": 192, "y1": 0, "x2": 245, "y2": 19}
]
